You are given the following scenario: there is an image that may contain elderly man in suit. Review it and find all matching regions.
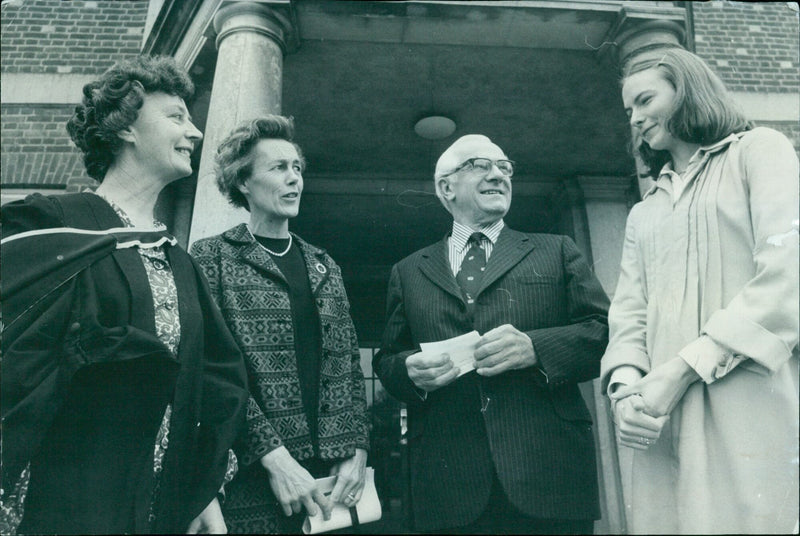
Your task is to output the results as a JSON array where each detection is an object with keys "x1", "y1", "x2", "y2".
[{"x1": 374, "y1": 134, "x2": 610, "y2": 534}]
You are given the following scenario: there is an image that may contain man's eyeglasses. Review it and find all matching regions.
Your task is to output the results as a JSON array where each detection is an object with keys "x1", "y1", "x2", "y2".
[{"x1": 441, "y1": 158, "x2": 515, "y2": 178}]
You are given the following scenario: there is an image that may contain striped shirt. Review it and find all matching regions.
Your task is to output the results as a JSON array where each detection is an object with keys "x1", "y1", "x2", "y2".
[{"x1": 448, "y1": 219, "x2": 505, "y2": 275}]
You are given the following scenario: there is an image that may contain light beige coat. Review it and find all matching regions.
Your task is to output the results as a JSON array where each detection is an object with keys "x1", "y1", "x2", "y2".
[{"x1": 601, "y1": 127, "x2": 799, "y2": 534}]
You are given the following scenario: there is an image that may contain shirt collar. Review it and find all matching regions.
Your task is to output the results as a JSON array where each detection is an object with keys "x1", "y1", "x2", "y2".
[
  {"x1": 656, "y1": 146, "x2": 702, "y2": 182},
  {"x1": 450, "y1": 219, "x2": 504, "y2": 251},
  {"x1": 645, "y1": 132, "x2": 743, "y2": 199}
]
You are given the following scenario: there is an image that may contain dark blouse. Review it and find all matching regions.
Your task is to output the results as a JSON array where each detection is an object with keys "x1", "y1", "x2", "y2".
[{"x1": 253, "y1": 235, "x2": 322, "y2": 455}]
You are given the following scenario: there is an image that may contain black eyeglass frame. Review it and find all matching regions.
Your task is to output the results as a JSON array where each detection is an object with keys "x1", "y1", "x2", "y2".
[{"x1": 440, "y1": 157, "x2": 515, "y2": 178}]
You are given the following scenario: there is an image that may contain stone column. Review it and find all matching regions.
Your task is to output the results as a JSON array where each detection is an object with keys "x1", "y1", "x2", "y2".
[
  {"x1": 555, "y1": 175, "x2": 636, "y2": 296},
  {"x1": 572, "y1": 176, "x2": 637, "y2": 297},
  {"x1": 616, "y1": 19, "x2": 686, "y2": 69},
  {"x1": 189, "y1": 1, "x2": 293, "y2": 245},
  {"x1": 605, "y1": 12, "x2": 687, "y2": 198},
  {"x1": 594, "y1": 9, "x2": 689, "y2": 532},
  {"x1": 558, "y1": 174, "x2": 638, "y2": 535}
]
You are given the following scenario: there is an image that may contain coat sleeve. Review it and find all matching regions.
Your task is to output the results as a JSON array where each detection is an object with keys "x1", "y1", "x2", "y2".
[
  {"x1": 678, "y1": 128, "x2": 800, "y2": 383},
  {"x1": 600, "y1": 205, "x2": 653, "y2": 392},
  {"x1": 373, "y1": 263, "x2": 428, "y2": 405},
  {"x1": 1, "y1": 194, "x2": 72, "y2": 492},
  {"x1": 526, "y1": 236, "x2": 610, "y2": 387},
  {"x1": 189, "y1": 238, "x2": 286, "y2": 466},
  {"x1": 348, "y1": 325, "x2": 371, "y2": 451}
]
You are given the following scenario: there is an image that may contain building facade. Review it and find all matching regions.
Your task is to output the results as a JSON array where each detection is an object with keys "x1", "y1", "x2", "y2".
[{"x1": 2, "y1": 1, "x2": 798, "y2": 533}]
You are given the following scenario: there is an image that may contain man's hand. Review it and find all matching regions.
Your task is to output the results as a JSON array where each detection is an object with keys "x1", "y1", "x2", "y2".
[
  {"x1": 186, "y1": 497, "x2": 227, "y2": 534},
  {"x1": 260, "y1": 446, "x2": 332, "y2": 520},
  {"x1": 328, "y1": 448, "x2": 368, "y2": 507},
  {"x1": 474, "y1": 324, "x2": 536, "y2": 377},
  {"x1": 406, "y1": 351, "x2": 459, "y2": 392}
]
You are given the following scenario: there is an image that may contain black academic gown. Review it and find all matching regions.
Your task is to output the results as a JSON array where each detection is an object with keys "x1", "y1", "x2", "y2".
[{"x1": 1, "y1": 193, "x2": 248, "y2": 534}]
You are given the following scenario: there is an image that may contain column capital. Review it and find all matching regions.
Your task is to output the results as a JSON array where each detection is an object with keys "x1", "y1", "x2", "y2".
[
  {"x1": 599, "y1": 5, "x2": 687, "y2": 70},
  {"x1": 214, "y1": 1, "x2": 297, "y2": 54}
]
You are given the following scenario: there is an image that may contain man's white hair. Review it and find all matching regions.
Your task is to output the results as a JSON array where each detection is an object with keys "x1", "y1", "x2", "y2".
[{"x1": 433, "y1": 134, "x2": 501, "y2": 212}]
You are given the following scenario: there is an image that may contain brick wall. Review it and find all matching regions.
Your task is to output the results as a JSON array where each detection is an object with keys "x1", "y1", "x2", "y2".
[
  {"x1": 694, "y1": 1, "x2": 799, "y2": 93},
  {"x1": 1, "y1": 0, "x2": 147, "y2": 191},
  {"x1": 0, "y1": 104, "x2": 86, "y2": 187},
  {"x1": 1, "y1": 0, "x2": 147, "y2": 75}
]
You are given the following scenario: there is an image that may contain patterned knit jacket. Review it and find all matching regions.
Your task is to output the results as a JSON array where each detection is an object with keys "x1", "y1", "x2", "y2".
[{"x1": 190, "y1": 223, "x2": 370, "y2": 466}]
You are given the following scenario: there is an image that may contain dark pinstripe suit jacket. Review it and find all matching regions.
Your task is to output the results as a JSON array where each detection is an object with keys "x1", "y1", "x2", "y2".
[{"x1": 373, "y1": 227, "x2": 609, "y2": 531}]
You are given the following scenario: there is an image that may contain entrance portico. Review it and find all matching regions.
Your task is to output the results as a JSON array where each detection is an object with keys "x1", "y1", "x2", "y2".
[{"x1": 144, "y1": 2, "x2": 689, "y2": 531}]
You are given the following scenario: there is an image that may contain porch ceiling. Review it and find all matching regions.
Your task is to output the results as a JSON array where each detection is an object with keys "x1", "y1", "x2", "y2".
[
  {"x1": 281, "y1": 39, "x2": 632, "y2": 182},
  {"x1": 189, "y1": 0, "x2": 643, "y2": 189}
]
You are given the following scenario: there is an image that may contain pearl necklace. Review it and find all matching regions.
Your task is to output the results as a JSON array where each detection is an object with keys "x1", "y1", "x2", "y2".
[{"x1": 248, "y1": 226, "x2": 293, "y2": 257}]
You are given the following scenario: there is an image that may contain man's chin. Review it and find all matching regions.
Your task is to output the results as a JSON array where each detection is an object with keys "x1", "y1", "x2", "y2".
[
  {"x1": 476, "y1": 207, "x2": 509, "y2": 224},
  {"x1": 482, "y1": 202, "x2": 509, "y2": 216}
]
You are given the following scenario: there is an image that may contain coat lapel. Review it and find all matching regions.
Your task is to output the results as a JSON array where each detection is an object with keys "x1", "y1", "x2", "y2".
[
  {"x1": 223, "y1": 225, "x2": 332, "y2": 293},
  {"x1": 419, "y1": 236, "x2": 464, "y2": 302},
  {"x1": 224, "y1": 223, "x2": 287, "y2": 284},
  {"x1": 478, "y1": 227, "x2": 535, "y2": 295},
  {"x1": 296, "y1": 235, "x2": 331, "y2": 296},
  {"x1": 67, "y1": 193, "x2": 155, "y2": 333}
]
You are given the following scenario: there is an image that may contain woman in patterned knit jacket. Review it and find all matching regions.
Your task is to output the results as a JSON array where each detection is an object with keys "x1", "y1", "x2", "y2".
[{"x1": 190, "y1": 116, "x2": 370, "y2": 534}]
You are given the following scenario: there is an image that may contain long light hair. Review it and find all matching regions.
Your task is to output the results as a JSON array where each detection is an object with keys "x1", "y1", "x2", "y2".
[{"x1": 623, "y1": 47, "x2": 753, "y2": 177}]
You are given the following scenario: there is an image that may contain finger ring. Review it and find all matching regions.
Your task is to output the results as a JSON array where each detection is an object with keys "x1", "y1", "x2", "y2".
[
  {"x1": 638, "y1": 437, "x2": 649, "y2": 445},
  {"x1": 347, "y1": 493, "x2": 356, "y2": 500}
]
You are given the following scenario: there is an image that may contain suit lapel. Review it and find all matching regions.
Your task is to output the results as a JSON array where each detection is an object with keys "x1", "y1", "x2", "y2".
[
  {"x1": 419, "y1": 236, "x2": 464, "y2": 302},
  {"x1": 478, "y1": 227, "x2": 535, "y2": 295}
]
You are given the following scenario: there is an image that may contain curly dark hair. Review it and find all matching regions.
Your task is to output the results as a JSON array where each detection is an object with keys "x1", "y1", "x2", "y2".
[
  {"x1": 66, "y1": 55, "x2": 195, "y2": 181},
  {"x1": 215, "y1": 116, "x2": 304, "y2": 211},
  {"x1": 622, "y1": 48, "x2": 753, "y2": 178}
]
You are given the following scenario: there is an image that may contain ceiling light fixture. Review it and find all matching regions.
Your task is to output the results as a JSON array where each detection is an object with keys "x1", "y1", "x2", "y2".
[{"x1": 414, "y1": 115, "x2": 456, "y2": 140}]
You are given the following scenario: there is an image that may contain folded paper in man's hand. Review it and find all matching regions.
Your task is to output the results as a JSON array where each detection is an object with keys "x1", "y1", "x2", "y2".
[{"x1": 420, "y1": 330, "x2": 480, "y2": 377}]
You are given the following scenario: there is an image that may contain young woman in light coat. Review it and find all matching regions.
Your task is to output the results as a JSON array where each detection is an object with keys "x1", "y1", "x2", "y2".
[{"x1": 601, "y1": 47, "x2": 798, "y2": 534}]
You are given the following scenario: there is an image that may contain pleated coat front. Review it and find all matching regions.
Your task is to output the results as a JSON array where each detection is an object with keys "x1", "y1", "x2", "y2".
[{"x1": 601, "y1": 127, "x2": 799, "y2": 534}]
